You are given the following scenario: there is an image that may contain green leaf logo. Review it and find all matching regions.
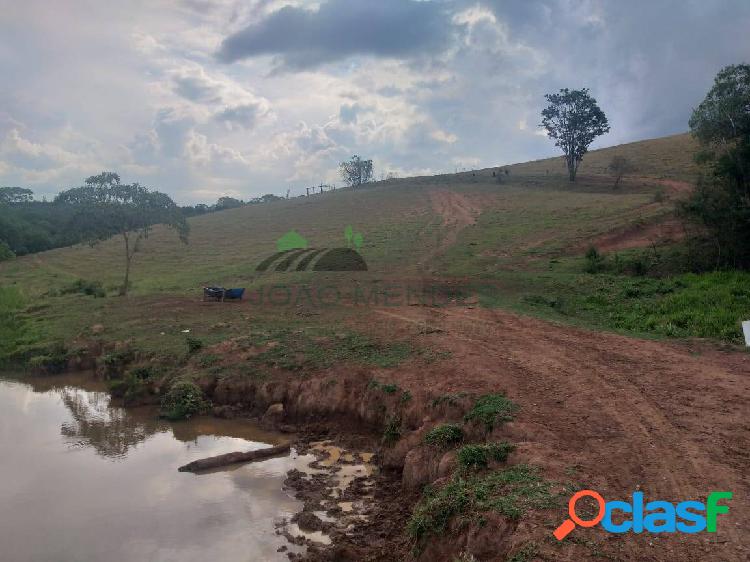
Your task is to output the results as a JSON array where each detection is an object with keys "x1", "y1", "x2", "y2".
[{"x1": 344, "y1": 225, "x2": 363, "y2": 250}]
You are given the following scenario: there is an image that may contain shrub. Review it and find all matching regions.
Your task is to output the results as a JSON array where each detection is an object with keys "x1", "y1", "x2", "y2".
[
  {"x1": 457, "y1": 442, "x2": 515, "y2": 469},
  {"x1": 108, "y1": 372, "x2": 152, "y2": 404},
  {"x1": 424, "y1": 424, "x2": 464, "y2": 449},
  {"x1": 60, "y1": 278, "x2": 106, "y2": 298},
  {"x1": 186, "y1": 337, "x2": 203, "y2": 354},
  {"x1": 464, "y1": 394, "x2": 519, "y2": 432},
  {"x1": 584, "y1": 246, "x2": 605, "y2": 273},
  {"x1": 128, "y1": 365, "x2": 156, "y2": 380},
  {"x1": 382, "y1": 414, "x2": 402, "y2": 446},
  {"x1": 160, "y1": 381, "x2": 208, "y2": 420},
  {"x1": 101, "y1": 349, "x2": 135, "y2": 378},
  {"x1": 27, "y1": 342, "x2": 69, "y2": 373}
]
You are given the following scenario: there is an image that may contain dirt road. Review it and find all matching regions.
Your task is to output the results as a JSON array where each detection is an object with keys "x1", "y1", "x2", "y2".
[{"x1": 371, "y1": 305, "x2": 749, "y2": 561}]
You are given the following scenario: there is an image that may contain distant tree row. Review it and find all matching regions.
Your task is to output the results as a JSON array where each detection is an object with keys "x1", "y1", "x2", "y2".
[{"x1": 180, "y1": 193, "x2": 284, "y2": 217}]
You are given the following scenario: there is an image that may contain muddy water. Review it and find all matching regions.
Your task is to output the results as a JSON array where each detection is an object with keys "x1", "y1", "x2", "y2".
[{"x1": 0, "y1": 373, "x2": 303, "y2": 562}]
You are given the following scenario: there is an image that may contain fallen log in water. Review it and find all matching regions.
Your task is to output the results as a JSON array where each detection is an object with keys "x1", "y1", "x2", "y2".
[{"x1": 178, "y1": 443, "x2": 291, "y2": 472}]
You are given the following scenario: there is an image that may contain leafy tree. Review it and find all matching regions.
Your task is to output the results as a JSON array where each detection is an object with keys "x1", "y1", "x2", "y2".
[
  {"x1": 607, "y1": 155, "x2": 635, "y2": 189},
  {"x1": 689, "y1": 63, "x2": 750, "y2": 190},
  {"x1": 339, "y1": 155, "x2": 373, "y2": 187},
  {"x1": 0, "y1": 240, "x2": 14, "y2": 262},
  {"x1": 249, "y1": 193, "x2": 284, "y2": 204},
  {"x1": 56, "y1": 172, "x2": 189, "y2": 295},
  {"x1": 683, "y1": 63, "x2": 750, "y2": 268},
  {"x1": 0, "y1": 187, "x2": 34, "y2": 204},
  {"x1": 689, "y1": 64, "x2": 750, "y2": 146},
  {"x1": 214, "y1": 196, "x2": 244, "y2": 211},
  {"x1": 540, "y1": 88, "x2": 610, "y2": 181}
]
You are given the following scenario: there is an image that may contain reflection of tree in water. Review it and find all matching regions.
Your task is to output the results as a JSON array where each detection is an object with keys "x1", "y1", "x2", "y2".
[{"x1": 58, "y1": 387, "x2": 166, "y2": 460}]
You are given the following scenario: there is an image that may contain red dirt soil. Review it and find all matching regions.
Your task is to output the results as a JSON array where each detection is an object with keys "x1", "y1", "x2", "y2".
[
  {"x1": 589, "y1": 217, "x2": 685, "y2": 253},
  {"x1": 360, "y1": 305, "x2": 749, "y2": 561}
]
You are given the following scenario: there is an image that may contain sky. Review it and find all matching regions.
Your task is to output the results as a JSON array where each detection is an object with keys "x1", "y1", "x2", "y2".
[{"x1": 0, "y1": 0, "x2": 748, "y2": 204}]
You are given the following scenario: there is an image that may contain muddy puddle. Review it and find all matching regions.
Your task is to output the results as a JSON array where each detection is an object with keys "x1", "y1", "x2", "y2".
[{"x1": 0, "y1": 373, "x2": 374, "y2": 562}]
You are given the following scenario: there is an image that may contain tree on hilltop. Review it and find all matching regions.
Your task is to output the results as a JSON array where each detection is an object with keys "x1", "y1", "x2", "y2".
[
  {"x1": 540, "y1": 88, "x2": 610, "y2": 182},
  {"x1": 339, "y1": 155, "x2": 373, "y2": 187}
]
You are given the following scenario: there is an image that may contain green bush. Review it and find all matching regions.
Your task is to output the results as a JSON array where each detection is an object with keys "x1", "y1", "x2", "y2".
[
  {"x1": 457, "y1": 442, "x2": 515, "y2": 469},
  {"x1": 382, "y1": 414, "x2": 402, "y2": 446},
  {"x1": 109, "y1": 372, "x2": 151, "y2": 404},
  {"x1": 160, "y1": 381, "x2": 208, "y2": 420},
  {"x1": 424, "y1": 424, "x2": 464, "y2": 449},
  {"x1": 464, "y1": 394, "x2": 519, "y2": 432},
  {"x1": 186, "y1": 336, "x2": 203, "y2": 354},
  {"x1": 60, "y1": 278, "x2": 106, "y2": 298},
  {"x1": 101, "y1": 349, "x2": 135, "y2": 378},
  {"x1": 27, "y1": 342, "x2": 69, "y2": 373},
  {"x1": 584, "y1": 246, "x2": 605, "y2": 273}
]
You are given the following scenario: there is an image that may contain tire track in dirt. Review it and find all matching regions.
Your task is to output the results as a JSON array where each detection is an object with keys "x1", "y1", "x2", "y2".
[{"x1": 373, "y1": 306, "x2": 749, "y2": 560}]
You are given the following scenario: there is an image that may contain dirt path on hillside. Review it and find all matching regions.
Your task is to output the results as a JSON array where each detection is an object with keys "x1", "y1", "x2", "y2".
[
  {"x1": 370, "y1": 306, "x2": 749, "y2": 561},
  {"x1": 419, "y1": 190, "x2": 483, "y2": 269},
  {"x1": 430, "y1": 189, "x2": 481, "y2": 231}
]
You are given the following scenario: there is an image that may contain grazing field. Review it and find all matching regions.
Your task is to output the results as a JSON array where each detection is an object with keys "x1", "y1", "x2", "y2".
[
  {"x1": 2, "y1": 132, "x2": 749, "y2": 562},
  {"x1": 2, "y1": 132, "x2": 743, "y2": 354}
]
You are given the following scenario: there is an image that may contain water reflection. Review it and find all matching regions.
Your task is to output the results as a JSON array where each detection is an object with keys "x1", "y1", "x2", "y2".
[
  {"x1": 0, "y1": 373, "x2": 300, "y2": 562},
  {"x1": 59, "y1": 386, "x2": 163, "y2": 459}
]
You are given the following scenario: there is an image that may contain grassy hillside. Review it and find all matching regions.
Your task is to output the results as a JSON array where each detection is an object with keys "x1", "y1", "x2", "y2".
[
  {"x1": 3, "y1": 131, "x2": 748, "y2": 362},
  {"x1": 502, "y1": 132, "x2": 701, "y2": 179}
]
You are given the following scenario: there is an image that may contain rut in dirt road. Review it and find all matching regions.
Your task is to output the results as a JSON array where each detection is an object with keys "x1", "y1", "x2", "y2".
[{"x1": 375, "y1": 306, "x2": 749, "y2": 561}]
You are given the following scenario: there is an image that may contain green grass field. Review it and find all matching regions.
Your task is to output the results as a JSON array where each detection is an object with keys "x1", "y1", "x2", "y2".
[{"x1": 3, "y1": 131, "x2": 747, "y2": 364}]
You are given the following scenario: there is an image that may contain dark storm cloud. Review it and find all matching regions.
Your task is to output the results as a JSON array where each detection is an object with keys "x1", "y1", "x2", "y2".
[
  {"x1": 478, "y1": 0, "x2": 750, "y2": 140},
  {"x1": 217, "y1": 0, "x2": 451, "y2": 69}
]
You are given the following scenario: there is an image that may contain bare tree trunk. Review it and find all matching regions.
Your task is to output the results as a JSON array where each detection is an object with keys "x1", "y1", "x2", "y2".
[
  {"x1": 121, "y1": 234, "x2": 129, "y2": 296},
  {"x1": 120, "y1": 232, "x2": 132, "y2": 296},
  {"x1": 568, "y1": 160, "x2": 576, "y2": 182}
]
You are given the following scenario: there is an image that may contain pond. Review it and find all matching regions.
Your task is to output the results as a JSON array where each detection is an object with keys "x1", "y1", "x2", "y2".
[{"x1": 0, "y1": 373, "x2": 303, "y2": 562}]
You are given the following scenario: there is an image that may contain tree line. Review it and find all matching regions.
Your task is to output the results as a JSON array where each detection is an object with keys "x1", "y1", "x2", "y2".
[{"x1": 0, "y1": 185, "x2": 286, "y2": 259}]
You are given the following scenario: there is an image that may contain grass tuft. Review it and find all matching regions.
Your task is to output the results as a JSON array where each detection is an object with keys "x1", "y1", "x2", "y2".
[
  {"x1": 457, "y1": 442, "x2": 515, "y2": 469},
  {"x1": 407, "y1": 465, "x2": 558, "y2": 543},
  {"x1": 464, "y1": 394, "x2": 519, "y2": 432},
  {"x1": 424, "y1": 424, "x2": 464, "y2": 449}
]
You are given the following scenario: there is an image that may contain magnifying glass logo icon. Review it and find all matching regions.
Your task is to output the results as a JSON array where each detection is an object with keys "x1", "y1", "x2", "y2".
[{"x1": 553, "y1": 490, "x2": 606, "y2": 540}]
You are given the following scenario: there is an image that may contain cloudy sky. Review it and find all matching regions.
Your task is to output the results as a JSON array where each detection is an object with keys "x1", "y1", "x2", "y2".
[{"x1": 1, "y1": 0, "x2": 748, "y2": 203}]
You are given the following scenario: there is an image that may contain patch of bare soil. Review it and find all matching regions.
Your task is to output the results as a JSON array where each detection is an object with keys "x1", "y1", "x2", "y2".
[
  {"x1": 364, "y1": 306, "x2": 749, "y2": 561},
  {"x1": 587, "y1": 217, "x2": 685, "y2": 253}
]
